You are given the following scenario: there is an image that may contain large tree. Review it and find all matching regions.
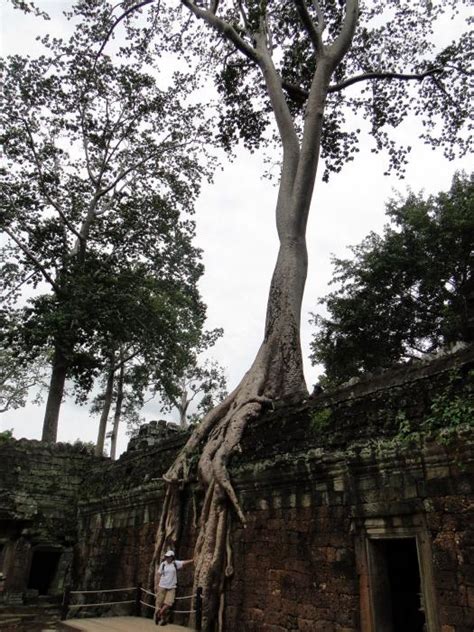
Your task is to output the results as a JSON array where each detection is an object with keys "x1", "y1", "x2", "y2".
[
  {"x1": 83, "y1": 261, "x2": 207, "y2": 456},
  {"x1": 99, "y1": 1, "x2": 470, "y2": 628},
  {"x1": 1, "y1": 2, "x2": 212, "y2": 442},
  {"x1": 310, "y1": 172, "x2": 474, "y2": 385}
]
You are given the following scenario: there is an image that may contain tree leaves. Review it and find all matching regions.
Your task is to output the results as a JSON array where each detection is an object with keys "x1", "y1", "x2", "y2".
[
  {"x1": 1, "y1": 2, "x2": 215, "y2": 427},
  {"x1": 310, "y1": 172, "x2": 474, "y2": 385},
  {"x1": 175, "y1": 0, "x2": 471, "y2": 178}
]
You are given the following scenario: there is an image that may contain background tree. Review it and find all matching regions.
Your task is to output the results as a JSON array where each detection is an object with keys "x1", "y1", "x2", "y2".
[
  {"x1": 310, "y1": 172, "x2": 474, "y2": 385},
  {"x1": 0, "y1": 306, "x2": 47, "y2": 414},
  {"x1": 92, "y1": 329, "x2": 227, "y2": 456},
  {"x1": 77, "y1": 260, "x2": 208, "y2": 456},
  {"x1": 80, "y1": 0, "x2": 473, "y2": 628},
  {"x1": 159, "y1": 329, "x2": 228, "y2": 428},
  {"x1": 180, "y1": 359, "x2": 228, "y2": 427},
  {"x1": 89, "y1": 347, "x2": 145, "y2": 459},
  {"x1": 1, "y1": 2, "x2": 212, "y2": 442},
  {"x1": 0, "y1": 347, "x2": 48, "y2": 414}
]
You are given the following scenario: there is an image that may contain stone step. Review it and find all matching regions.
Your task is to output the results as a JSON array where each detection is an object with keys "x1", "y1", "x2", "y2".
[
  {"x1": 0, "y1": 607, "x2": 61, "y2": 631},
  {"x1": 0, "y1": 611, "x2": 59, "y2": 616}
]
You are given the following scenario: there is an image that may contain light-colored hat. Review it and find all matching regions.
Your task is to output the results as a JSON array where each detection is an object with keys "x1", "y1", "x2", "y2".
[{"x1": 164, "y1": 550, "x2": 175, "y2": 557}]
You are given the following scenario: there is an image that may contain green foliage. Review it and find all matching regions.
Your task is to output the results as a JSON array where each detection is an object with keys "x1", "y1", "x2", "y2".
[
  {"x1": 422, "y1": 370, "x2": 474, "y2": 436},
  {"x1": 310, "y1": 407, "x2": 332, "y2": 433},
  {"x1": 0, "y1": 429, "x2": 14, "y2": 444},
  {"x1": 176, "y1": 0, "x2": 472, "y2": 178},
  {"x1": 0, "y1": 337, "x2": 48, "y2": 413},
  {"x1": 391, "y1": 369, "x2": 473, "y2": 447},
  {"x1": 8, "y1": 0, "x2": 49, "y2": 20},
  {"x1": 70, "y1": 439, "x2": 97, "y2": 456},
  {"x1": 310, "y1": 173, "x2": 474, "y2": 385},
  {"x1": 1, "y1": 3, "x2": 215, "y2": 430}
]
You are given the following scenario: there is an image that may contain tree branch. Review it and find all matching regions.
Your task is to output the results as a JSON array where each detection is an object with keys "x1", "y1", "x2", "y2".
[
  {"x1": 1, "y1": 271, "x2": 38, "y2": 302},
  {"x1": 71, "y1": 133, "x2": 183, "y2": 257},
  {"x1": 432, "y1": 75, "x2": 462, "y2": 113},
  {"x1": 94, "y1": 180, "x2": 129, "y2": 216},
  {"x1": 294, "y1": 0, "x2": 324, "y2": 55},
  {"x1": 102, "y1": 109, "x2": 140, "y2": 170},
  {"x1": 181, "y1": 0, "x2": 260, "y2": 65},
  {"x1": 115, "y1": 348, "x2": 140, "y2": 370},
  {"x1": 329, "y1": 66, "x2": 445, "y2": 93},
  {"x1": 311, "y1": 0, "x2": 325, "y2": 33},
  {"x1": 282, "y1": 67, "x2": 445, "y2": 103},
  {"x1": 95, "y1": 0, "x2": 157, "y2": 62},
  {"x1": 96, "y1": 151, "x2": 158, "y2": 199},
  {"x1": 20, "y1": 119, "x2": 82, "y2": 241},
  {"x1": 328, "y1": 0, "x2": 358, "y2": 66},
  {"x1": 234, "y1": 0, "x2": 250, "y2": 33},
  {"x1": 3, "y1": 227, "x2": 61, "y2": 292},
  {"x1": 79, "y1": 104, "x2": 98, "y2": 186},
  {"x1": 0, "y1": 378, "x2": 42, "y2": 413},
  {"x1": 255, "y1": 33, "x2": 300, "y2": 163}
]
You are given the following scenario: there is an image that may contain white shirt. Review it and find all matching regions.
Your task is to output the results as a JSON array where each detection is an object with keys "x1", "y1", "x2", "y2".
[{"x1": 158, "y1": 560, "x2": 184, "y2": 589}]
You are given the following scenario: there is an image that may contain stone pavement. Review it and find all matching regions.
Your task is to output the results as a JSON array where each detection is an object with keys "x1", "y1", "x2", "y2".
[{"x1": 59, "y1": 617, "x2": 191, "y2": 631}]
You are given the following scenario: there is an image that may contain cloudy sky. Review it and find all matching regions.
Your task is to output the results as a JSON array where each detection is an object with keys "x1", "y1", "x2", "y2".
[{"x1": 1, "y1": 1, "x2": 471, "y2": 456}]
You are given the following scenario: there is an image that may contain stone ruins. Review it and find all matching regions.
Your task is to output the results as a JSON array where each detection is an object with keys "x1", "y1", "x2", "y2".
[{"x1": 1, "y1": 345, "x2": 473, "y2": 631}]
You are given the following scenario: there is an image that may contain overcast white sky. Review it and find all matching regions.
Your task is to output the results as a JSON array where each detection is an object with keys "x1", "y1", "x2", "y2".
[{"x1": 1, "y1": 1, "x2": 471, "y2": 456}]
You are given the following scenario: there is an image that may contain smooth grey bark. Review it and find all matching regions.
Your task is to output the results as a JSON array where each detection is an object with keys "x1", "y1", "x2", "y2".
[
  {"x1": 178, "y1": 384, "x2": 189, "y2": 429},
  {"x1": 41, "y1": 343, "x2": 69, "y2": 442},
  {"x1": 95, "y1": 359, "x2": 115, "y2": 457},
  {"x1": 109, "y1": 361, "x2": 124, "y2": 460}
]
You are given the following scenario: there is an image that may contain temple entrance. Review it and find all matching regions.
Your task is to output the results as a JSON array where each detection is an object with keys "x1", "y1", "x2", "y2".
[
  {"x1": 28, "y1": 548, "x2": 61, "y2": 595},
  {"x1": 368, "y1": 537, "x2": 426, "y2": 632}
]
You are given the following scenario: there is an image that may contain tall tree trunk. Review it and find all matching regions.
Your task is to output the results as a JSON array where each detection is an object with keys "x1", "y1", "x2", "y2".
[
  {"x1": 460, "y1": 274, "x2": 474, "y2": 342},
  {"x1": 150, "y1": 5, "x2": 359, "y2": 630},
  {"x1": 95, "y1": 359, "x2": 115, "y2": 457},
  {"x1": 41, "y1": 343, "x2": 69, "y2": 442},
  {"x1": 110, "y1": 362, "x2": 124, "y2": 461},
  {"x1": 178, "y1": 381, "x2": 189, "y2": 429}
]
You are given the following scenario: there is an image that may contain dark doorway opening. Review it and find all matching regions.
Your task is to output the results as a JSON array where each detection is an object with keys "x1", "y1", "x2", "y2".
[
  {"x1": 369, "y1": 537, "x2": 426, "y2": 632},
  {"x1": 28, "y1": 549, "x2": 61, "y2": 595}
]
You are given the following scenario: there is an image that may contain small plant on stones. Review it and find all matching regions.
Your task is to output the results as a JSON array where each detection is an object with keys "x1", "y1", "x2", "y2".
[
  {"x1": 0, "y1": 429, "x2": 13, "y2": 444},
  {"x1": 393, "y1": 369, "x2": 473, "y2": 447},
  {"x1": 310, "y1": 408, "x2": 332, "y2": 434}
]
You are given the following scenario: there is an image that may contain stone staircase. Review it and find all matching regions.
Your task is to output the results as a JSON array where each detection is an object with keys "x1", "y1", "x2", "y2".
[{"x1": 0, "y1": 599, "x2": 62, "y2": 631}]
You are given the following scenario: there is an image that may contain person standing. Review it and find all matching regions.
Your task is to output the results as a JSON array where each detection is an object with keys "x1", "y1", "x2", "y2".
[{"x1": 154, "y1": 550, "x2": 194, "y2": 626}]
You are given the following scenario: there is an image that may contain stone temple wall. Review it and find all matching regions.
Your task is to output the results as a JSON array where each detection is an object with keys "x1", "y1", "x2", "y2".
[
  {"x1": 0, "y1": 346, "x2": 473, "y2": 631},
  {"x1": 71, "y1": 346, "x2": 473, "y2": 632},
  {"x1": 0, "y1": 441, "x2": 100, "y2": 600}
]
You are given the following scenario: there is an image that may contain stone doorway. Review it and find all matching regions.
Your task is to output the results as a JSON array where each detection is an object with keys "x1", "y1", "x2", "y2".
[
  {"x1": 355, "y1": 516, "x2": 440, "y2": 632},
  {"x1": 27, "y1": 548, "x2": 61, "y2": 596},
  {"x1": 367, "y1": 537, "x2": 425, "y2": 632}
]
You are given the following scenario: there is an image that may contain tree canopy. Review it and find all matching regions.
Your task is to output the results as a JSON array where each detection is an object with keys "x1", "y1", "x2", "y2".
[
  {"x1": 0, "y1": 2, "x2": 213, "y2": 441},
  {"x1": 310, "y1": 172, "x2": 474, "y2": 385},
  {"x1": 153, "y1": 0, "x2": 472, "y2": 179}
]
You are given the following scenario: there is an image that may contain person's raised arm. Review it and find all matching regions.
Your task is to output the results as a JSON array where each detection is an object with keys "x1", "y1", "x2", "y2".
[{"x1": 181, "y1": 558, "x2": 194, "y2": 567}]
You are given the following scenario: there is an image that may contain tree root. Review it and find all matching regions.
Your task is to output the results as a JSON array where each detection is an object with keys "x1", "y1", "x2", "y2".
[{"x1": 152, "y1": 337, "x2": 307, "y2": 630}]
